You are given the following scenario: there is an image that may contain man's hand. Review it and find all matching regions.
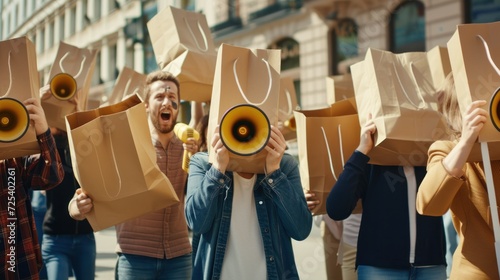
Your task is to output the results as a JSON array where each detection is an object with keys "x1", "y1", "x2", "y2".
[{"x1": 24, "y1": 97, "x2": 49, "y2": 135}]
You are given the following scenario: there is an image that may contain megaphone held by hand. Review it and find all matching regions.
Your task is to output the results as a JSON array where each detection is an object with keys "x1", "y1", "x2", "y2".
[
  {"x1": 219, "y1": 104, "x2": 271, "y2": 156},
  {"x1": 0, "y1": 98, "x2": 30, "y2": 143},
  {"x1": 174, "y1": 123, "x2": 201, "y2": 173},
  {"x1": 50, "y1": 73, "x2": 77, "y2": 101}
]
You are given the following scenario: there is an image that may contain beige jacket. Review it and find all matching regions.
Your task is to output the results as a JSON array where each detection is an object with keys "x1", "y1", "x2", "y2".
[
  {"x1": 115, "y1": 136, "x2": 191, "y2": 259},
  {"x1": 417, "y1": 140, "x2": 499, "y2": 280}
]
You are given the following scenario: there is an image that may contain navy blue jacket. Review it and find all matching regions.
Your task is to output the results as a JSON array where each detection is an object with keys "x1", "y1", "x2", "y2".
[{"x1": 327, "y1": 150, "x2": 446, "y2": 269}]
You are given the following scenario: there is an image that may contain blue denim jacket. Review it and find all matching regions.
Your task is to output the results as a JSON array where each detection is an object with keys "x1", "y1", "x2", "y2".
[{"x1": 185, "y1": 152, "x2": 312, "y2": 280}]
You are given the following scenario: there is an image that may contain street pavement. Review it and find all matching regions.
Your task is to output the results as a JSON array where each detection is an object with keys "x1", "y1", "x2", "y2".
[{"x1": 89, "y1": 222, "x2": 328, "y2": 279}]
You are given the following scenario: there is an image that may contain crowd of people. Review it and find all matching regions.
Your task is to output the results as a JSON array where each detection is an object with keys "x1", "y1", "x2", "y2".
[{"x1": 1, "y1": 39, "x2": 500, "y2": 280}]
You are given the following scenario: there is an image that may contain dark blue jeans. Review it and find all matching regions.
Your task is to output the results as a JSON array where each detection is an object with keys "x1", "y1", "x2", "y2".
[
  {"x1": 357, "y1": 265, "x2": 447, "y2": 280},
  {"x1": 116, "y1": 252, "x2": 192, "y2": 280},
  {"x1": 42, "y1": 233, "x2": 96, "y2": 280}
]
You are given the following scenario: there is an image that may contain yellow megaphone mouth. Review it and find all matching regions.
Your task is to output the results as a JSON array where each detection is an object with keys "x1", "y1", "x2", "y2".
[
  {"x1": 50, "y1": 73, "x2": 77, "y2": 101},
  {"x1": 220, "y1": 104, "x2": 271, "y2": 156},
  {"x1": 0, "y1": 98, "x2": 30, "y2": 143},
  {"x1": 490, "y1": 87, "x2": 500, "y2": 132}
]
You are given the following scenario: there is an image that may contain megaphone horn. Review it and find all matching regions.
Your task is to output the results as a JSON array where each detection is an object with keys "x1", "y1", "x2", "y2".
[
  {"x1": 50, "y1": 73, "x2": 77, "y2": 101},
  {"x1": 0, "y1": 98, "x2": 30, "y2": 143},
  {"x1": 220, "y1": 104, "x2": 271, "y2": 156},
  {"x1": 490, "y1": 87, "x2": 500, "y2": 132}
]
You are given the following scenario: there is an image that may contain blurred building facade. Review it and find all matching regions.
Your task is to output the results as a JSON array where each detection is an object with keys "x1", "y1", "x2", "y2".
[{"x1": 2, "y1": 0, "x2": 500, "y2": 113}]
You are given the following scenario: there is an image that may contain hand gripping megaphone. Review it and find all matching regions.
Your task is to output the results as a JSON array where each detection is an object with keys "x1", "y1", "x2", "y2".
[
  {"x1": 0, "y1": 97, "x2": 30, "y2": 143},
  {"x1": 49, "y1": 72, "x2": 77, "y2": 101},
  {"x1": 219, "y1": 104, "x2": 271, "y2": 156},
  {"x1": 174, "y1": 123, "x2": 200, "y2": 173}
]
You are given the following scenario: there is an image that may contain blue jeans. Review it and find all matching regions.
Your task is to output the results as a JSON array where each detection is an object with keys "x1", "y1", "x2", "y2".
[
  {"x1": 357, "y1": 265, "x2": 447, "y2": 280},
  {"x1": 42, "y1": 233, "x2": 96, "y2": 280},
  {"x1": 116, "y1": 252, "x2": 192, "y2": 280}
]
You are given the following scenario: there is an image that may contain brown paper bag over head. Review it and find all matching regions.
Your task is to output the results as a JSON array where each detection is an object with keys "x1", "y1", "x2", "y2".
[
  {"x1": 326, "y1": 74, "x2": 355, "y2": 105},
  {"x1": 42, "y1": 41, "x2": 98, "y2": 131},
  {"x1": 351, "y1": 48, "x2": 450, "y2": 166},
  {"x1": 295, "y1": 98, "x2": 360, "y2": 215},
  {"x1": 447, "y1": 21, "x2": 500, "y2": 161},
  {"x1": 65, "y1": 94, "x2": 179, "y2": 231},
  {"x1": 147, "y1": 6, "x2": 216, "y2": 101},
  {"x1": 426, "y1": 46, "x2": 451, "y2": 91},
  {"x1": 278, "y1": 77, "x2": 299, "y2": 141},
  {"x1": 103, "y1": 67, "x2": 147, "y2": 106},
  {"x1": 207, "y1": 44, "x2": 281, "y2": 173},
  {"x1": 0, "y1": 37, "x2": 40, "y2": 159}
]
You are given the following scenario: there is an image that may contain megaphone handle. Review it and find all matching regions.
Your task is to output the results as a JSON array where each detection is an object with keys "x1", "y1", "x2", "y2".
[
  {"x1": 2, "y1": 51, "x2": 12, "y2": 97},
  {"x1": 182, "y1": 150, "x2": 191, "y2": 173}
]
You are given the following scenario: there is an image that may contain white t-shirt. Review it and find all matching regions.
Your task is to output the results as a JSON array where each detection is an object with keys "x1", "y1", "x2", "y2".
[{"x1": 220, "y1": 173, "x2": 267, "y2": 280}]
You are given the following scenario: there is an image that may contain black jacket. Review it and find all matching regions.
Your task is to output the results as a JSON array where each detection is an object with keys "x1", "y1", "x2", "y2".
[
  {"x1": 43, "y1": 133, "x2": 93, "y2": 235},
  {"x1": 327, "y1": 150, "x2": 446, "y2": 269}
]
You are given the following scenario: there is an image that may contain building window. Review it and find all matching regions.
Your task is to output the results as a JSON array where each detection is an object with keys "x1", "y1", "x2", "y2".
[
  {"x1": 182, "y1": 0, "x2": 196, "y2": 11},
  {"x1": 269, "y1": 37, "x2": 300, "y2": 71},
  {"x1": 143, "y1": 1, "x2": 158, "y2": 74},
  {"x1": 92, "y1": 52, "x2": 102, "y2": 86},
  {"x1": 389, "y1": 0, "x2": 425, "y2": 53},
  {"x1": 268, "y1": 37, "x2": 301, "y2": 107},
  {"x1": 70, "y1": 5, "x2": 77, "y2": 35},
  {"x1": 229, "y1": 0, "x2": 240, "y2": 18},
  {"x1": 465, "y1": 0, "x2": 500, "y2": 23},
  {"x1": 59, "y1": 14, "x2": 65, "y2": 40},
  {"x1": 94, "y1": 0, "x2": 102, "y2": 21},
  {"x1": 38, "y1": 28, "x2": 45, "y2": 53},
  {"x1": 48, "y1": 21, "x2": 54, "y2": 49},
  {"x1": 331, "y1": 18, "x2": 358, "y2": 75}
]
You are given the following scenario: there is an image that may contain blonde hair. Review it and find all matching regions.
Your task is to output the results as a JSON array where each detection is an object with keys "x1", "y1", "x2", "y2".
[{"x1": 437, "y1": 73, "x2": 462, "y2": 140}]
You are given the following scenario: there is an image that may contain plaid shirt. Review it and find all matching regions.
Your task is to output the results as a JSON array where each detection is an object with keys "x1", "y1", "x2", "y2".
[{"x1": 0, "y1": 130, "x2": 64, "y2": 280}]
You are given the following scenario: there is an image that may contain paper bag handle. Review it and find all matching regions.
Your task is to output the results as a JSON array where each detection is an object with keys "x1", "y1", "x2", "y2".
[
  {"x1": 184, "y1": 18, "x2": 209, "y2": 52},
  {"x1": 90, "y1": 128, "x2": 122, "y2": 198},
  {"x1": 233, "y1": 58, "x2": 272, "y2": 106},
  {"x1": 1, "y1": 51, "x2": 12, "y2": 98},
  {"x1": 60, "y1": 52, "x2": 87, "y2": 79},
  {"x1": 392, "y1": 61, "x2": 426, "y2": 109},
  {"x1": 278, "y1": 89, "x2": 294, "y2": 117},
  {"x1": 477, "y1": 35, "x2": 500, "y2": 77},
  {"x1": 321, "y1": 125, "x2": 345, "y2": 181},
  {"x1": 123, "y1": 78, "x2": 139, "y2": 98}
]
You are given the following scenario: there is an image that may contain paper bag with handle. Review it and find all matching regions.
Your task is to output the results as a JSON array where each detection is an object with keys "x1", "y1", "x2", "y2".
[
  {"x1": 351, "y1": 48, "x2": 449, "y2": 166},
  {"x1": 65, "y1": 94, "x2": 179, "y2": 231},
  {"x1": 104, "y1": 67, "x2": 147, "y2": 106},
  {"x1": 426, "y1": 46, "x2": 452, "y2": 91},
  {"x1": 325, "y1": 74, "x2": 355, "y2": 106},
  {"x1": 295, "y1": 98, "x2": 360, "y2": 215},
  {"x1": 42, "y1": 41, "x2": 98, "y2": 131},
  {"x1": 147, "y1": 6, "x2": 216, "y2": 102},
  {"x1": 0, "y1": 36, "x2": 40, "y2": 160},
  {"x1": 207, "y1": 43, "x2": 281, "y2": 173},
  {"x1": 447, "y1": 21, "x2": 500, "y2": 161}
]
